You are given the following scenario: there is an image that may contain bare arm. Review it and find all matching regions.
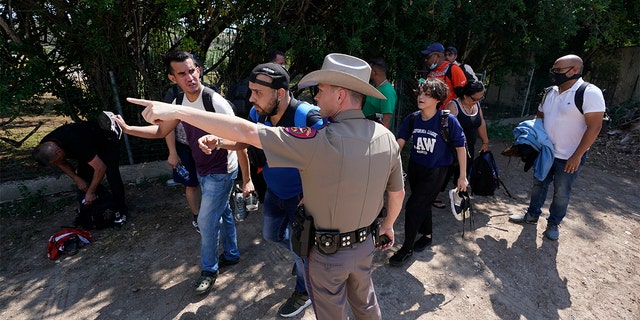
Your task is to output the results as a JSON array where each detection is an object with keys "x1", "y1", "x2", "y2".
[
  {"x1": 565, "y1": 111, "x2": 604, "y2": 173},
  {"x1": 456, "y1": 146, "x2": 468, "y2": 192},
  {"x1": 381, "y1": 113, "x2": 393, "y2": 129},
  {"x1": 113, "y1": 114, "x2": 179, "y2": 139},
  {"x1": 477, "y1": 106, "x2": 490, "y2": 152},
  {"x1": 378, "y1": 188, "x2": 405, "y2": 251},
  {"x1": 165, "y1": 130, "x2": 180, "y2": 168},
  {"x1": 396, "y1": 138, "x2": 406, "y2": 150},
  {"x1": 236, "y1": 148, "x2": 254, "y2": 196},
  {"x1": 129, "y1": 98, "x2": 262, "y2": 148},
  {"x1": 55, "y1": 159, "x2": 88, "y2": 192},
  {"x1": 83, "y1": 155, "x2": 108, "y2": 204}
]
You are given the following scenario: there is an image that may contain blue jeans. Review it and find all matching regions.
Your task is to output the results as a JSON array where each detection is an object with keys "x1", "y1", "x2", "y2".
[
  {"x1": 262, "y1": 189, "x2": 307, "y2": 293},
  {"x1": 197, "y1": 169, "x2": 239, "y2": 273},
  {"x1": 526, "y1": 155, "x2": 586, "y2": 226}
]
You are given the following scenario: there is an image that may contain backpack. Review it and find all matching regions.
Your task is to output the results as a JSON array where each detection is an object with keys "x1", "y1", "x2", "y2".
[
  {"x1": 408, "y1": 109, "x2": 452, "y2": 144},
  {"x1": 445, "y1": 63, "x2": 476, "y2": 84},
  {"x1": 175, "y1": 86, "x2": 218, "y2": 113},
  {"x1": 247, "y1": 100, "x2": 320, "y2": 169},
  {"x1": 540, "y1": 82, "x2": 610, "y2": 135},
  {"x1": 470, "y1": 151, "x2": 512, "y2": 197},
  {"x1": 47, "y1": 227, "x2": 93, "y2": 260},
  {"x1": 74, "y1": 186, "x2": 118, "y2": 230}
]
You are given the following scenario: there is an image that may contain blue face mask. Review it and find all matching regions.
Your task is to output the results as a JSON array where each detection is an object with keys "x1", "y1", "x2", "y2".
[{"x1": 429, "y1": 63, "x2": 437, "y2": 70}]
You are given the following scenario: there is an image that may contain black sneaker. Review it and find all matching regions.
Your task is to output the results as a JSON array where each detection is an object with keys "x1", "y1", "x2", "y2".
[
  {"x1": 278, "y1": 290, "x2": 311, "y2": 317},
  {"x1": 413, "y1": 235, "x2": 432, "y2": 252},
  {"x1": 389, "y1": 247, "x2": 413, "y2": 267},
  {"x1": 218, "y1": 254, "x2": 239, "y2": 268}
]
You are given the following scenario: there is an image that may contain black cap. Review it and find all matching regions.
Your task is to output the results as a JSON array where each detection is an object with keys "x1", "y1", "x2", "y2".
[
  {"x1": 445, "y1": 46, "x2": 458, "y2": 54},
  {"x1": 249, "y1": 63, "x2": 290, "y2": 90}
]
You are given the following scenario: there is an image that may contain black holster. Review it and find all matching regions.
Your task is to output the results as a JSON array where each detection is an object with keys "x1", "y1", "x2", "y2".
[{"x1": 291, "y1": 205, "x2": 314, "y2": 259}]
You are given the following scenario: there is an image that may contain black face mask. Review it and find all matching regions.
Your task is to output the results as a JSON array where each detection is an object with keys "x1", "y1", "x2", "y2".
[{"x1": 549, "y1": 69, "x2": 581, "y2": 85}]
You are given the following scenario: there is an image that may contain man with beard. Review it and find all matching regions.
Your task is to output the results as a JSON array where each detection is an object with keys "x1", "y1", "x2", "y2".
[
  {"x1": 201, "y1": 63, "x2": 322, "y2": 317},
  {"x1": 509, "y1": 54, "x2": 605, "y2": 241}
]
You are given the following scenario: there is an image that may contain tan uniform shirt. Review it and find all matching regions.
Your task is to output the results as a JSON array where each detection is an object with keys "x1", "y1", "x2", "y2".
[{"x1": 259, "y1": 109, "x2": 404, "y2": 232}]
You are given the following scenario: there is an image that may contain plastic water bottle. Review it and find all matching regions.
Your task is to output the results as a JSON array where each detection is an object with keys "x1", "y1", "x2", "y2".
[
  {"x1": 245, "y1": 192, "x2": 259, "y2": 212},
  {"x1": 234, "y1": 185, "x2": 247, "y2": 221},
  {"x1": 176, "y1": 162, "x2": 190, "y2": 181}
]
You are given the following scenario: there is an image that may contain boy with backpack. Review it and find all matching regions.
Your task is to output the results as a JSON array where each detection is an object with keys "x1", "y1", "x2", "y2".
[{"x1": 389, "y1": 78, "x2": 468, "y2": 267}]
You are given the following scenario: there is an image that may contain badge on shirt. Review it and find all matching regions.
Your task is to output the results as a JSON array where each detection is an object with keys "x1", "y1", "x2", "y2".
[{"x1": 284, "y1": 127, "x2": 317, "y2": 139}]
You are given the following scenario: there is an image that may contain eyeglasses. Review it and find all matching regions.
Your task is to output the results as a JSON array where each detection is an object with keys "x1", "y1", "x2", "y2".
[
  {"x1": 470, "y1": 95, "x2": 484, "y2": 102},
  {"x1": 549, "y1": 66, "x2": 574, "y2": 73}
]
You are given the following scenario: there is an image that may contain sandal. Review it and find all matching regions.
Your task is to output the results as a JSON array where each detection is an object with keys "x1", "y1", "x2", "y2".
[{"x1": 432, "y1": 197, "x2": 446, "y2": 209}]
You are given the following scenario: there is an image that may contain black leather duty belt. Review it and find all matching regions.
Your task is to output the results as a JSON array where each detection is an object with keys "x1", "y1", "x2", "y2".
[{"x1": 314, "y1": 225, "x2": 373, "y2": 255}]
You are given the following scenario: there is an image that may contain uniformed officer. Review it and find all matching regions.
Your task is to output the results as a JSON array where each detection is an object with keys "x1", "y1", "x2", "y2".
[{"x1": 128, "y1": 53, "x2": 406, "y2": 320}]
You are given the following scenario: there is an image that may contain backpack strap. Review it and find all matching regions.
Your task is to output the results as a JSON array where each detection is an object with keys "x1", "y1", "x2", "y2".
[
  {"x1": 293, "y1": 100, "x2": 321, "y2": 127},
  {"x1": 440, "y1": 109, "x2": 451, "y2": 144},
  {"x1": 201, "y1": 87, "x2": 216, "y2": 113},
  {"x1": 176, "y1": 87, "x2": 217, "y2": 113},
  {"x1": 539, "y1": 86, "x2": 553, "y2": 109},
  {"x1": 574, "y1": 81, "x2": 596, "y2": 114}
]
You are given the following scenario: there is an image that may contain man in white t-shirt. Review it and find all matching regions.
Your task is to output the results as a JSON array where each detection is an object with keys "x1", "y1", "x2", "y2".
[{"x1": 509, "y1": 54, "x2": 605, "y2": 241}]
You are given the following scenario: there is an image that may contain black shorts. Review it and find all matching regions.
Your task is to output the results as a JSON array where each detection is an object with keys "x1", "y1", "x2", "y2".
[{"x1": 172, "y1": 142, "x2": 199, "y2": 187}]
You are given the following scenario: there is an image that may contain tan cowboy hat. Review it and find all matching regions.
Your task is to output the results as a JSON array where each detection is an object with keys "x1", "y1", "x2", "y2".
[{"x1": 298, "y1": 53, "x2": 386, "y2": 100}]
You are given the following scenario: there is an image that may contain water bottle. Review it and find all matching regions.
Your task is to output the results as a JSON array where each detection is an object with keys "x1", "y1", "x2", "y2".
[
  {"x1": 176, "y1": 162, "x2": 190, "y2": 181},
  {"x1": 234, "y1": 185, "x2": 247, "y2": 221},
  {"x1": 245, "y1": 192, "x2": 259, "y2": 212}
]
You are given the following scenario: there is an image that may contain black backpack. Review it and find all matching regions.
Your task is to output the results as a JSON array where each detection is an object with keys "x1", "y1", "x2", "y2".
[
  {"x1": 470, "y1": 151, "x2": 512, "y2": 197},
  {"x1": 540, "y1": 81, "x2": 610, "y2": 135},
  {"x1": 74, "y1": 186, "x2": 117, "y2": 230}
]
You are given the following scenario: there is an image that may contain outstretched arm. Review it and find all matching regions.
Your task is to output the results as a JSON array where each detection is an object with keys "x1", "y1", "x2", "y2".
[
  {"x1": 113, "y1": 114, "x2": 179, "y2": 139},
  {"x1": 128, "y1": 98, "x2": 262, "y2": 148}
]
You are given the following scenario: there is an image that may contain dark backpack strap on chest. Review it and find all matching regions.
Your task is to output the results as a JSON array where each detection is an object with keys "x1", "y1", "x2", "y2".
[
  {"x1": 175, "y1": 87, "x2": 217, "y2": 113},
  {"x1": 575, "y1": 81, "x2": 593, "y2": 114}
]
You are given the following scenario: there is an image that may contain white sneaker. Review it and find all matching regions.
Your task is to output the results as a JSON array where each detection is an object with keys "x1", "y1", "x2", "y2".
[{"x1": 449, "y1": 188, "x2": 470, "y2": 221}]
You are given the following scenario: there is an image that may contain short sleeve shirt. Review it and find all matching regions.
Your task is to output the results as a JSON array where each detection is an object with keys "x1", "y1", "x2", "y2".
[
  {"x1": 362, "y1": 81, "x2": 398, "y2": 116},
  {"x1": 396, "y1": 110, "x2": 466, "y2": 168},
  {"x1": 427, "y1": 62, "x2": 467, "y2": 107},
  {"x1": 538, "y1": 78, "x2": 605, "y2": 159},
  {"x1": 258, "y1": 109, "x2": 404, "y2": 231},
  {"x1": 179, "y1": 88, "x2": 238, "y2": 175},
  {"x1": 41, "y1": 122, "x2": 108, "y2": 163}
]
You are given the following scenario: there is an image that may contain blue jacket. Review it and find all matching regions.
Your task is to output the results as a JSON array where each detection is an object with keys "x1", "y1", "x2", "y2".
[{"x1": 513, "y1": 119, "x2": 554, "y2": 181}]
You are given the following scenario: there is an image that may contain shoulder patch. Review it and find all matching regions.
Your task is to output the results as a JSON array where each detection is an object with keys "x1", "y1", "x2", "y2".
[{"x1": 284, "y1": 127, "x2": 317, "y2": 139}]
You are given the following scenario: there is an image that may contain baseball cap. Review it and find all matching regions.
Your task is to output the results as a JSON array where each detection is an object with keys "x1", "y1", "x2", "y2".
[
  {"x1": 249, "y1": 63, "x2": 290, "y2": 90},
  {"x1": 421, "y1": 42, "x2": 445, "y2": 55},
  {"x1": 445, "y1": 46, "x2": 458, "y2": 54}
]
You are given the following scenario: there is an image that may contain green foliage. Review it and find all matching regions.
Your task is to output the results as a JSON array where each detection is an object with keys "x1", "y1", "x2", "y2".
[{"x1": 1, "y1": 0, "x2": 638, "y2": 128}]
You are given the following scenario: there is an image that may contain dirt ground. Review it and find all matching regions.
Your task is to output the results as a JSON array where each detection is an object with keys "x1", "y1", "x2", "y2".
[{"x1": 1, "y1": 142, "x2": 639, "y2": 320}]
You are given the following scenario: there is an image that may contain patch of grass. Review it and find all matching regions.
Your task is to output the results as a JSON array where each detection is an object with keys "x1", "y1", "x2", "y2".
[
  {"x1": 0, "y1": 184, "x2": 74, "y2": 219},
  {"x1": 487, "y1": 123, "x2": 515, "y2": 141}
]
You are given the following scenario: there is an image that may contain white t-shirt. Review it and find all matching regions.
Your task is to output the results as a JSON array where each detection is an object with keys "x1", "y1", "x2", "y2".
[{"x1": 538, "y1": 78, "x2": 605, "y2": 159}]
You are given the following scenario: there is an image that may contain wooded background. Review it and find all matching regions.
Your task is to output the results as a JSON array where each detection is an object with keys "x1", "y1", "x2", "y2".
[{"x1": 1, "y1": 0, "x2": 639, "y2": 168}]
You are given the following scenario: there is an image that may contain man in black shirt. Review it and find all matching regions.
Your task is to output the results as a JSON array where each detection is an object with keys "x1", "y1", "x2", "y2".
[{"x1": 32, "y1": 122, "x2": 127, "y2": 223}]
